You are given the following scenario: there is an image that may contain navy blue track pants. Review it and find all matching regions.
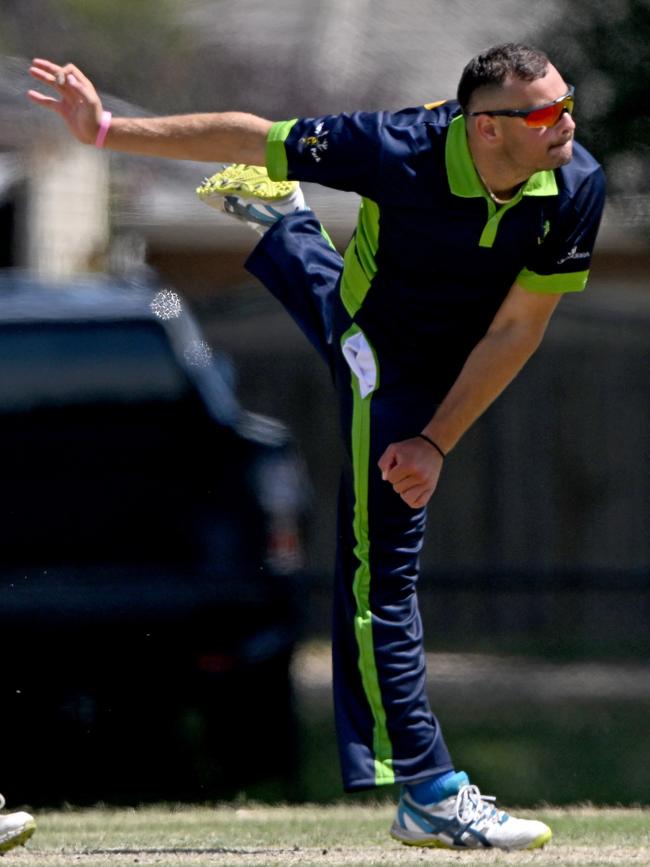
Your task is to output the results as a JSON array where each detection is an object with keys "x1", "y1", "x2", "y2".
[{"x1": 246, "y1": 212, "x2": 454, "y2": 791}]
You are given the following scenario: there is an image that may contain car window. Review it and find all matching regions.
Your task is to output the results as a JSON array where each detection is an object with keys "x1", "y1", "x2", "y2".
[{"x1": 0, "y1": 320, "x2": 191, "y2": 410}]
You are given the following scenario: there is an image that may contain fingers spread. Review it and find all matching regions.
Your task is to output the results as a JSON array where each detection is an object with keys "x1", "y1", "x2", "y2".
[
  {"x1": 27, "y1": 58, "x2": 102, "y2": 145},
  {"x1": 31, "y1": 58, "x2": 59, "y2": 70},
  {"x1": 26, "y1": 89, "x2": 63, "y2": 113},
  {"x1": 30, "y1": 59, "x2": 62, "y2": 85},
  {"x1": 29, "y1": 66, "x2": 55, "y2": 88},
  {"x1": 61, "y1": 63, "x2": 93, "y2": 90},
  {"x1": 30, "y1": 60, "x2": 84, "y2": 94}
]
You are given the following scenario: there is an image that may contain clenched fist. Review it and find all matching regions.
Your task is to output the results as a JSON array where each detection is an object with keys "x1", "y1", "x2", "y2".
[{"x1": 378, "y1": 436, "x2": 445, "y2": 509}]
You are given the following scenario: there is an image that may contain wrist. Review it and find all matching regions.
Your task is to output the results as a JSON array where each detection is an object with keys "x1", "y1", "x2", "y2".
[
  {"x1": 417, "y1": 433, "x2": 447, "y2": 460},
  {"x1": 94, "y1": 110, "x2": 112, "y2": 148}
]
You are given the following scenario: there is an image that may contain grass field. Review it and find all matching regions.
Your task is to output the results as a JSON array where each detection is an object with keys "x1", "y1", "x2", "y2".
[
  {"x1": 7, "y1": 647, "x2": 650, "y2": 865},
  {"x1": 8, "y1": 803, "x2": 650, "y2": 867}
]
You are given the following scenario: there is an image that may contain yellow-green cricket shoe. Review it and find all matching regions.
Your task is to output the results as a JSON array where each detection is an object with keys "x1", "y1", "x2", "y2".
[{"x1": 196, "y1": 164, "x2": 305, "y2": 234}]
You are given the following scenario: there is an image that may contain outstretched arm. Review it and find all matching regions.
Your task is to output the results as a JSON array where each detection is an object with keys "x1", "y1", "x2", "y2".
[
  {"x1": 27, "y1": 58, "x2": 271, "y2": 164},
  {"x1": 378, "y1": 283, "x2": 562, "y2": 509}
]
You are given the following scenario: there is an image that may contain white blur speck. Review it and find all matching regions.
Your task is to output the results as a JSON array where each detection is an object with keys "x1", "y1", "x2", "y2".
[
  {"x1": 150, "y1": 289, "x2": 182, "y2": 320},
  {"x1": 184, "y1": 339, "x2": 213, "y2": 368}
]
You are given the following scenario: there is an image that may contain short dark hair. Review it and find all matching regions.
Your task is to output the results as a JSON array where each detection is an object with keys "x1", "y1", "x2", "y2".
[{"x1": 457, "y1": 43, "x2": 550, "y2": 112}]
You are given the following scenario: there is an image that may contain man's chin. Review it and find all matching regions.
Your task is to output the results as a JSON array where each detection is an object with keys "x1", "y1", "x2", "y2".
[{"x1": 547, "y1": 140, "x2": 573, "y2": 167}]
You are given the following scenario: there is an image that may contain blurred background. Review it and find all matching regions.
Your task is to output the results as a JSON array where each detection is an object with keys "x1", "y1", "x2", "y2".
[{"x1": 0, "y1": 0, "x2": 648, "y2": 808}]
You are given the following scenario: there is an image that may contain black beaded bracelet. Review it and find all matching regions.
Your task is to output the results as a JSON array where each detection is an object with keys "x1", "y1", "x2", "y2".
[{"x1": 417, "y1": 433, "x2": 447, "y2": 460}]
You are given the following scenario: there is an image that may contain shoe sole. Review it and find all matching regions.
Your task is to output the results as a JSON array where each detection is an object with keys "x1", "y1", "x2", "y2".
[
  {"x1": 197, "y1": 165, "x2": 297, "y2": 203},
  {"x1": 0, "y1": 819, "x2": 36, "y2": 854},
  {"x1": 390, "y1": 824, "x2": 553, "y2": 851}
]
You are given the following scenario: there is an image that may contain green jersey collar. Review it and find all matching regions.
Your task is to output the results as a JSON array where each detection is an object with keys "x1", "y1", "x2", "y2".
[{"x1": 445, "y1": 114, "x2": 558, "y2": 200}]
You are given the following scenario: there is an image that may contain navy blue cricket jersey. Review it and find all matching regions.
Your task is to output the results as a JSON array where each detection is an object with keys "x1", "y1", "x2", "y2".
[{"x1": 266, "y1": 101, "x2": 605, "y2": 390}]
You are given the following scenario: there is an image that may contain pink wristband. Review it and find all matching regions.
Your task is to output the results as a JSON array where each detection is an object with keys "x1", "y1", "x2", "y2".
[{"x1": 95, "y1": 111, "x2": 112, "y2": 148}]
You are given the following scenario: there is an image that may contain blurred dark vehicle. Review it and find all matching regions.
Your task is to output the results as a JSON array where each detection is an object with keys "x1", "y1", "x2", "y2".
[{"x1": 0, "y1": 272, "x2": 308, "y2": 806}]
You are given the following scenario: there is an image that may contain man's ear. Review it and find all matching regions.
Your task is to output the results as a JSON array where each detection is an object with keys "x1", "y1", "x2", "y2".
[{"x1": 474, "y1": 113, "x2": 502, "y2": 145}]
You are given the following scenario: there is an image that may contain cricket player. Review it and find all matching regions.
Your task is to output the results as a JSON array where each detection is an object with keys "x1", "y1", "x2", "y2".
[{"x1": 28, "y1": 42, "x2": 605, "y2": 850}]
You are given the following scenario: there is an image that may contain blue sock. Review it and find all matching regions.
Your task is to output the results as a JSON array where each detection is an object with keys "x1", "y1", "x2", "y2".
[{"x1": 406, "y1": 770, "x2": 469, "y2": 805}]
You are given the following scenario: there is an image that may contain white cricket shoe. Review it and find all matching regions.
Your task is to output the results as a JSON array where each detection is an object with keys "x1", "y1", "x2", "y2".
[
  {"x1": 196, "y1": 164, "x2": 305, "y2": 234},
  {"x1": 391, "y1": 778, "x2": 552, "y2": 851},
  {"x1": 0, "y1": 793, "x2": 36, "y2": 853}
]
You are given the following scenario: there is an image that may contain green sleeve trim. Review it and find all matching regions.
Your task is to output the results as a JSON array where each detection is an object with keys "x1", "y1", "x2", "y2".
[
  {"x1": 517, "y1": 268, "x2": 590, "y2": 294},
  {"x1": 266, "y1": 119, "x2": 298, "y2": 181}
]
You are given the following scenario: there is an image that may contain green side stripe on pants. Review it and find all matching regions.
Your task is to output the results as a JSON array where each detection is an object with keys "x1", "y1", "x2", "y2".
[{"x1": 341, "y1": 325, "x2": 394, "y2": 786}]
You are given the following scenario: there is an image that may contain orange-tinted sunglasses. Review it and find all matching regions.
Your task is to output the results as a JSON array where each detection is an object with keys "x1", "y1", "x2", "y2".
[{"x1": 465, "y1": 86, "x2": 575, "y2": 128}]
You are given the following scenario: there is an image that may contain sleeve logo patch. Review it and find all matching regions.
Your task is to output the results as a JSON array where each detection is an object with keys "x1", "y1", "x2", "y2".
[{"x1": 300, "y1": 122, "x2": 329, "y2": 163}]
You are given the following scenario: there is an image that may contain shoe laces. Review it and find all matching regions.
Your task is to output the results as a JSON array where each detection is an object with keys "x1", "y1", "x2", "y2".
[{"x1": 455, "y1": 784, "x2": 501, "y2": 826}]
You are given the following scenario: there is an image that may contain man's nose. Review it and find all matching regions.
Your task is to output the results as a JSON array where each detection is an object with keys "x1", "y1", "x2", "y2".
[{"x1": 558, "y1": 108, "x2": 576, "y2": 133}]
